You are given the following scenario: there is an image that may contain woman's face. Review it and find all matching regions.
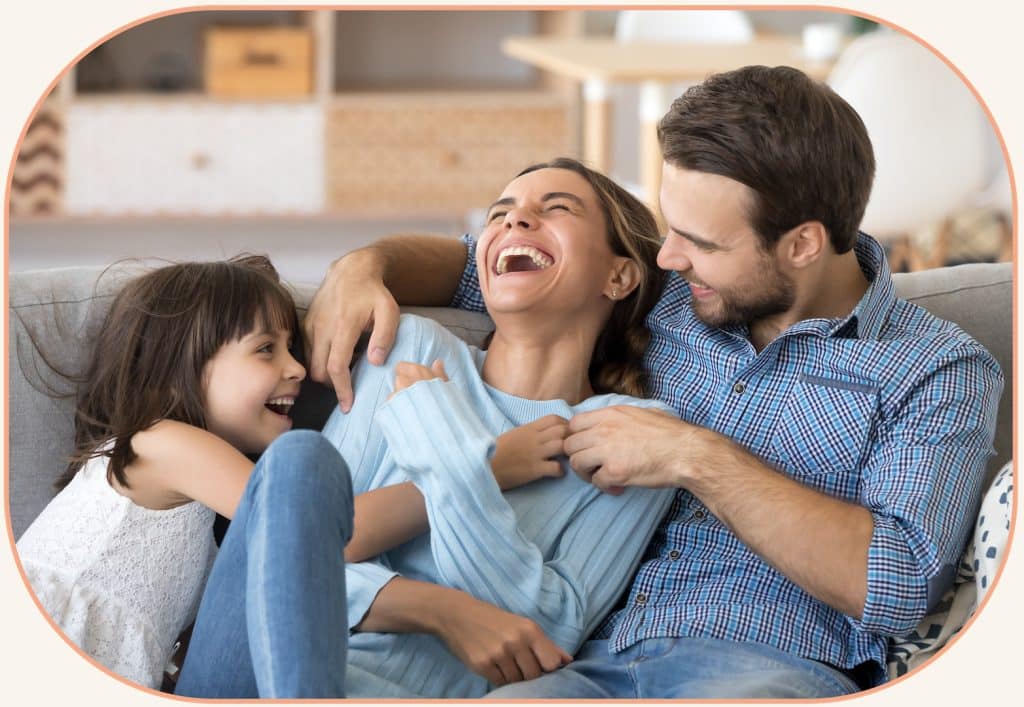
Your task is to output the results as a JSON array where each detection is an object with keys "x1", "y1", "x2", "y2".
[{"x1": 477, "y1": 168, "x2": 620, "y2": 318}]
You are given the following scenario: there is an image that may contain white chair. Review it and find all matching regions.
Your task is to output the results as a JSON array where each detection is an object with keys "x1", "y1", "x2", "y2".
[
  {"x1": 610, "y1": 10, "x2": 755, "y2": 199},
  {"x1": 827, "y1": 30, "x2": 995, "y2": 269}
]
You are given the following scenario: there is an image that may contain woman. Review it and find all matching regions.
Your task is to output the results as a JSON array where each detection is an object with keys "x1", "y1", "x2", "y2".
[{"x1": 175, "y1": 158, "x2": 676, "y2": 698}]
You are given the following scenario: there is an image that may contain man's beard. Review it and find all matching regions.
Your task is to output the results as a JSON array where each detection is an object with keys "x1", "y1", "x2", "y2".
[{"x1": 689, "y1": 260, "x2": 795, "y2": 329}]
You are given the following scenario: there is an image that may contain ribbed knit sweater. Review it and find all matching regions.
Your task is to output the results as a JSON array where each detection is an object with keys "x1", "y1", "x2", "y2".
[{"x1": 320, "y1": 314, "x2": 675, "y2": 697}]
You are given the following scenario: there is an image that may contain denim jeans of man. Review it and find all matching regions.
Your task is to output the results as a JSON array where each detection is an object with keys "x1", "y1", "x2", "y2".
[
  {"x1": 487, "y1": 637, "x2": 862, "y2": 699},
  {"x1": 175, "y1": 430, "x2": 354, "y2": 698}
]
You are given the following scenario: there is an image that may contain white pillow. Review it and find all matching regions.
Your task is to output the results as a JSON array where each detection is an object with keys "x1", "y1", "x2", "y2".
[{"x1": 887, "y1": 462, "x2": 1014, "y2": 679}]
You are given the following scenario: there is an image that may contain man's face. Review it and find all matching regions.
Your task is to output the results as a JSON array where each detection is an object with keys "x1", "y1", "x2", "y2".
[{"x1": 657, "y1": 164, "x2": 794, "y2": 329}]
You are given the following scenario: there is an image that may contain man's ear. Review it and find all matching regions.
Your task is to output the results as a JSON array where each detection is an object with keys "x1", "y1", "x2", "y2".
[
  {"x1": 779, "y1": 221, "x2": 828, "y2": 269},
  {"x1": 604, "y1": 257, "x2": 642, "y2": 300}
]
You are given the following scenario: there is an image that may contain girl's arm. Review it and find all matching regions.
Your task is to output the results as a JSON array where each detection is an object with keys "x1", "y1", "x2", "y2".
[
  {"x1": 125, "y1": 419, "x2": 253, "y2": 518},
  {"x1": 129, "y1": 419, "x2": 428, "y2": 559},
  {"x1": 345, "y1": 482, "x2": 426, "y2": 562}
]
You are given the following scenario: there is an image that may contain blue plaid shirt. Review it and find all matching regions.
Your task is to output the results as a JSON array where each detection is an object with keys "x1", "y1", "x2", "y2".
[{"x1": 450, "y1": 233, "x2": 1002, "y2": 685}]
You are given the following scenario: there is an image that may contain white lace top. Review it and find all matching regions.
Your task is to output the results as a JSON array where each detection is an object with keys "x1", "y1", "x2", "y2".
[{"x1": 16, "y1": 453, "x2": 217, "y2": 688}]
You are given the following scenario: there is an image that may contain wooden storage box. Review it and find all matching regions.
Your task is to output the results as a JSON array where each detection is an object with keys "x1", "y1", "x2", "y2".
[{"x1": 204, "y1": 27, "x2": 313, "y2": 98}]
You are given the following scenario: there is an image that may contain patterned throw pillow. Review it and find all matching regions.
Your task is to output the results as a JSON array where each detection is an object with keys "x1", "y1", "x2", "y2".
[{"x1": 887, "y1": 462, "x2": 1014, "y2": 679}]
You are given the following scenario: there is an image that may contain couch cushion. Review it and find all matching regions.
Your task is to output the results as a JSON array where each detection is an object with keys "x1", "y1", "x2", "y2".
[{"x1": 7, "y1": 262, "x2": 1010, "y2": 539}]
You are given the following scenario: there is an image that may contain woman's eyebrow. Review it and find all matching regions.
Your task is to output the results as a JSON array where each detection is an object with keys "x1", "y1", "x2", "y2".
[
  {"x1": 542, "y1": 192, "x2": 585, "y2": 207},
  {"x1": 486, "y1": 197, "x2": 516, "y2": 214}
]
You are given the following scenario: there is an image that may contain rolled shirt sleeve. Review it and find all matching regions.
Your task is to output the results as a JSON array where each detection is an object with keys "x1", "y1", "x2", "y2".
[{"x1": 856, "y1": 343, "x2": 1003, "y2": 635}]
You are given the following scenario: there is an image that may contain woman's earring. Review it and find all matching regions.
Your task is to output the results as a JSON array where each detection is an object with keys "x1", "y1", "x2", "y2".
[{"x1": 611, "y1": 288, "x2": 619, "y2": 299}]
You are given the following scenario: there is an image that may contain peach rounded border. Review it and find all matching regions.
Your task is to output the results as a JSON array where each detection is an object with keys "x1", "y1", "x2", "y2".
[{"x1": 2, "y1": 2, "x2": 1017, "y2": 704}]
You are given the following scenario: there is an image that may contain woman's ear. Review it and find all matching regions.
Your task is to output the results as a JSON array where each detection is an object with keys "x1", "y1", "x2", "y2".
[{"x1": 604, "y1": 257, "x2": 642, "y2": 300}]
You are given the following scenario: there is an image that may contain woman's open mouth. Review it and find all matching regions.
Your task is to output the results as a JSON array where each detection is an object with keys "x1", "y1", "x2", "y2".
[{"x1": 495, "y1": 245, "x2": 554, "y2": 276}]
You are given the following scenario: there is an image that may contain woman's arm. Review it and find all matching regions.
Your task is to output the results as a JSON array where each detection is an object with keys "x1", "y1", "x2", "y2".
[
  {"x1": 376, "y1": 380, "x2": 676, "y2": 652},
  {"x1": 356, "y1": 576, "x2": 571, "y2": 686}
]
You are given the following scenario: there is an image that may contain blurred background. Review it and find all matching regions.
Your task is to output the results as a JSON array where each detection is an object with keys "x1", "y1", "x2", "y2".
[{"x1": 9, "y1": 8, "x2": 1013, "y2": 284}]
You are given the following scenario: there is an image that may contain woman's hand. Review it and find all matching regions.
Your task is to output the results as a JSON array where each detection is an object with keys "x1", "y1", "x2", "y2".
[
  {"x1": 434, "y1": 592, "x2": 572, "y2": 686},
  {"x1": 389, "y1": 359, "x2": 448, "y2": 399},
  {"x1": 490, "y1": 415, "x2": 569, "y2": 491}
]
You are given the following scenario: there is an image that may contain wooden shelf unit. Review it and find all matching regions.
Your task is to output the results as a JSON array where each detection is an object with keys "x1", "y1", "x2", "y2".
[{"x1": 15, "y1": 9, "x2": 582, "y2": 220}]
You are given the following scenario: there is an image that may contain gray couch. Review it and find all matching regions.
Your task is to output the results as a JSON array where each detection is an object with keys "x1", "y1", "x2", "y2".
[{"x1": 7, "y1": 260, "x2": 1012, "y2": 544}]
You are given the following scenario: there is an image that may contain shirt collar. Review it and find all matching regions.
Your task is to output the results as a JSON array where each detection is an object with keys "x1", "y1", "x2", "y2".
[{"x1": 826, "y1": 232, "x2": 896, "y2": 340}]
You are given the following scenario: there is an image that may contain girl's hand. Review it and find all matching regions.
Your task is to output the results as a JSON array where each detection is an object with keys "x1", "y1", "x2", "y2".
[
  {"x1": 491, "y1": 415, "x2": 569, "y2": 491},
  {"x1": 389, "y1": 359, "x2": 448, "y2": 400}
]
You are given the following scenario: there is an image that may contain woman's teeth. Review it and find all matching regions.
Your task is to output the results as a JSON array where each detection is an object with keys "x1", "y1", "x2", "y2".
[{"x1": 496, "y1": 246, "x2": 554, "y2": 275}]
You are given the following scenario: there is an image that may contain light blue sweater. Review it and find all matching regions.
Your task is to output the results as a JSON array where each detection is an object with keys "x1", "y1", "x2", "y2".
[{"x1": 321, "y1": 314, "x2": 675, "y2": 698}]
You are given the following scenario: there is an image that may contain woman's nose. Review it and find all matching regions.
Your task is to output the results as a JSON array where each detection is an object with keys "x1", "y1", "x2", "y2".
[{"x1": 504, "y1": 206, "x2": 538, "y2": 231}]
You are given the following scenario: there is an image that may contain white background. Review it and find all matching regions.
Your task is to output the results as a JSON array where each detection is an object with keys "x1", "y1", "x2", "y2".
[{"x1": 2, "y1": 1, "x2": 1020, "y2": 704}]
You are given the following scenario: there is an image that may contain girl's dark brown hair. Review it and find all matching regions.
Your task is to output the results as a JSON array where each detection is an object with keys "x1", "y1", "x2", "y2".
[
  {"x1": 55, "y1": 254, "x2": 299, "y2": 490},
  {"x1": 516, "y1": 158, "x2": 664, "y2": 398}
]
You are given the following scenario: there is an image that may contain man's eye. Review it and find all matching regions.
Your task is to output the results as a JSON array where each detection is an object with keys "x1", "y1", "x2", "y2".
[{"x1": 487, "y1": 211, "x2": 506, "y2": 222}]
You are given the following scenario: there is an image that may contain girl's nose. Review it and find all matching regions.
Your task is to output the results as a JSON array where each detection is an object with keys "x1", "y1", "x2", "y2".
[{"x1": 286, "y1": 352, "x2": 306, "y2": 382}]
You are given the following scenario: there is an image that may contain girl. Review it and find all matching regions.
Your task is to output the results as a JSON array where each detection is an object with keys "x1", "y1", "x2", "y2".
[
  {"x1": 15, "y1": 255, "x2": 317, "y2": 690},
  {"x1": 175, "y1": 158, "x2": 680, "y2": 698}
]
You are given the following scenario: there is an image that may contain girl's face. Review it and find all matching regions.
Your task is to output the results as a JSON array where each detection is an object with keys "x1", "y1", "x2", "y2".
[
  {"x1": 202, "y1": 324, "x2": 305, "y2": 454},
  {"x1": 476, "y1": 168, "x2": 624, "y2": 317}
]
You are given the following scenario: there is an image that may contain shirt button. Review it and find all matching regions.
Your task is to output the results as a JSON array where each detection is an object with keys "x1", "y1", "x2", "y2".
[
  {"x1": 668, "y1": 549, "x2": 681, "y2": 560},
  {"x1": 693, "y1": 510, "x2": 705, "y2": 520},
  {"x1": 635, "y1": 593, "x2": 648, "y2": 606},
  {"x1": 733, "y1": 381, "x2": 746, "y2": 394}
]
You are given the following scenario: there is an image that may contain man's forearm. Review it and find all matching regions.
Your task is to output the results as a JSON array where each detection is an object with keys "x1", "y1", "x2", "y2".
[
  {"x1": 338, "y1": 234, "x2": 467, "y2": 306},
  {"x1": 683, "y1": 434, "x2": 873, "y2": 618}
]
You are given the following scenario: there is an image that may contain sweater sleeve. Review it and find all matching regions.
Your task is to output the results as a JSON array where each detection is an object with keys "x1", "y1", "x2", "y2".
[{"x1": 375, "y1": 379, "x2": 675, "y2": 652}]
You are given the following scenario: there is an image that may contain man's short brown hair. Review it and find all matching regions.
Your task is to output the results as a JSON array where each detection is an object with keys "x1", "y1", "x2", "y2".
[{"x1": 657, "y1": 65, "x2": 875, "y2": 253}]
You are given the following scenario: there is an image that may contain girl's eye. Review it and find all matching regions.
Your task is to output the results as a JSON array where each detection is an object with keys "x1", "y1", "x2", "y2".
[
  {"x1": 257, "y1": 343, "x2": 274, "y2": 354},
  {"x1": 547, "y1": 203, "x2": 571, "y2": 213}
]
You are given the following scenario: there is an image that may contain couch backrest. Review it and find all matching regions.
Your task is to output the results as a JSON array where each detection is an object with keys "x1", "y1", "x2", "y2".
[{"x1": 7, "y1": 262, "x2": 1012, "y2": 539}]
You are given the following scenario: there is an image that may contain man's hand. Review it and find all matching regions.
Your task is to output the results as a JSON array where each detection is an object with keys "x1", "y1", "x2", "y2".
[
  {"x1": 304, "y1": 251, "x2": 401, "y2": 412},
  {"x1": 490, "y1": 415, "x2": 569, "y2": 491},
  {"x1": 390, "y1": 360, "x2": 448, "y2": 399},
  {"x1": 565, "y1": 406, "x2": 699, "y2": 494},
  {"x1": 434, "y1": 592, "x2": 572, "y2": 686}
]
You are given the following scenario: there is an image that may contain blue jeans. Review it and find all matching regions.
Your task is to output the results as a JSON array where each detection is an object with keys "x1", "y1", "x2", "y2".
[
  {"x1": 175, "y1": 430, "x2": 354, "y2": 698},
  {"x1": 487, "y1": 637, "x2": 861, "y2": 699}
]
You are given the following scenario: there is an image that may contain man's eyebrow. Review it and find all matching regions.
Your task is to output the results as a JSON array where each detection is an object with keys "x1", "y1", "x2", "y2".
[{"x1": 670, "y1": 227, "x2": 723, "y2": 250}]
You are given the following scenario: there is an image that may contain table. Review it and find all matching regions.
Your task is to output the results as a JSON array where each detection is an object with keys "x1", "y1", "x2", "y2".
[{"x1": 502, "y1": 35, "x2": 838, "y2": 205}]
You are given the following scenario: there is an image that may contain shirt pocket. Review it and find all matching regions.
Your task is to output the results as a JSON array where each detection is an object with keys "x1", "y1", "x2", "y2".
[{"x1": 770, "y1": 367, "x2": 879, "y2": 477}]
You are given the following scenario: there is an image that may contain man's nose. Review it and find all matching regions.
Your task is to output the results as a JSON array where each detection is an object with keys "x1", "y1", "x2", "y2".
[{"x1": 656, "y1": 237, "x2": 690, "y2": 272}]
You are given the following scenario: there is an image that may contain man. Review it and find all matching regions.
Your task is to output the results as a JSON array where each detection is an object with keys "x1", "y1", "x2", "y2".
[{"x1": 304, "y1": 66, "x2": 1002, "y2": 698}]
